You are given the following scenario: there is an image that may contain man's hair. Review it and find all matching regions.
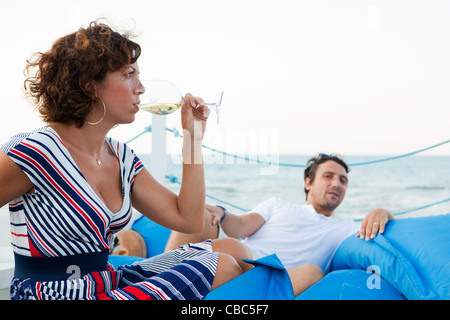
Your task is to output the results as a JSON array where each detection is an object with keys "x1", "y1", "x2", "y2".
[{"x1": 303, "y1": 153, "x2": 350, "y2": 200}]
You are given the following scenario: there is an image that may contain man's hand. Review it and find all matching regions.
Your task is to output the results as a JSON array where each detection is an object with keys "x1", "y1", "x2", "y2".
[
  {"x1": 356, "y1": 208, "x2": 395, "y2": 241},
  {"x1": 204, "y1": 204, "x2": 266, "y2": 238}
]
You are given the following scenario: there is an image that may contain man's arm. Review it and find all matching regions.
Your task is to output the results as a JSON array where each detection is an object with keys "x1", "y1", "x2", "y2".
[
  {"x1": 356, "y1": 208, "x2": 395, "y2": 241},
  {"x1": 205, "y1": 204, "x2": 265, "y2": 239}
]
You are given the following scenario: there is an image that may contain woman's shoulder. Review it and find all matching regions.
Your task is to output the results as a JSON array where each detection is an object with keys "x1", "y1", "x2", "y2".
[
  {"x1": 106, "y1": 136, "x2": 144, "y2": 170},
  {"x1": 106, "y1": 136, "x2": 134, "y2": 158},
  {"x1": 1, "y1": 126, "x2": 56, "y2": 153}
]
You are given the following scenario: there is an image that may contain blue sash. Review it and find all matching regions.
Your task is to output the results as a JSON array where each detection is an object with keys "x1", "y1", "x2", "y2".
[{"x1": 14, "y1": 250, "x2": 109, "y2": 281}]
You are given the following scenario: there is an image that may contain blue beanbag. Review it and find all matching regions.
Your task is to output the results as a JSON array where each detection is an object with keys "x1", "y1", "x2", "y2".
[
  {"x1": 131, "y1": 216, "x2": 172, "y2": 258},
  {"x1": 108, "y1": 216, "x2": 171, "y2": 268},
  {"x1": 204, "y1": 254, "x2": 294, "y2": 300},
  {"x1": 297, "y1": 269, "x2": 405, "y2": 300},
  {"x1": 108, "y1": 254, "x2": 145, "y2": 269},
  {"x1": 331, "y1": 214, "x2": 450, "y2": 300}
]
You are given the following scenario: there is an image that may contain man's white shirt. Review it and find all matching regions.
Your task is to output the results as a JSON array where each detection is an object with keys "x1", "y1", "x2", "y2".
[{"x1": 239, "y1": 197, "x2": 361, "y2": 272}]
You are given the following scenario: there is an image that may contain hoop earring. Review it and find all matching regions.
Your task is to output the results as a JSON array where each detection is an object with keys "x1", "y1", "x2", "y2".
[{"x1": 87, "y1": 98, "x2": 106, "y2": 125}]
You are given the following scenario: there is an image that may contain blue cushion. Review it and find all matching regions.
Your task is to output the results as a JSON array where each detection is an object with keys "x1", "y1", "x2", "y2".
[
  {"x1": 107, "y1": 216, "x2": 171, "y2": 268},
  {"x1": 108, "y1": 255, "x2": 145, "y2": 269},
  {"x1": 331, "y1": 214, "x2": 450, "y2": 300},
  {"x1": 297, "y1": 269, "x2": 405, "y2": 300},
  {"x1": 204, "y1": 254, "x2": 294, "y2": 300},
  {"x1": 131, "y1": 216, "x2": 172, "y2": 258}
]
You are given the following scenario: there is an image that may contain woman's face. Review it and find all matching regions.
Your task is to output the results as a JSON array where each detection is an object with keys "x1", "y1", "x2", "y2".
[{"x1": 94, "y1": 62, "x2": 145, "y2": 125}]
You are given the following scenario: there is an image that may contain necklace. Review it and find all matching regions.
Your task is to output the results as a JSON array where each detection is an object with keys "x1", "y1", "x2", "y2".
[{"x1": 78, "y1": 130, "x2": 101, "y2": 165}]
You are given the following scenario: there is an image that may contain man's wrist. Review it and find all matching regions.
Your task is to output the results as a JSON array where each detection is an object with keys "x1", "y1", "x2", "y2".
[{"x1": 216, "y1": 205, "x2": 228, "y2": 223}]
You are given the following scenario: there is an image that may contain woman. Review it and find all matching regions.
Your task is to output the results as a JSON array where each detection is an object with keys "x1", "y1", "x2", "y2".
[{"x1": 0, "y1": 21, "x2": 246, "y2": 300}]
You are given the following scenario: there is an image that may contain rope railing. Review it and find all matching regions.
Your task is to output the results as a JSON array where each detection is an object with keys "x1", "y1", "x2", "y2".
[
  {"x1": 391, "y1": 196, "x2": 450, "y2": 216},
  {"x1": 126, "y1": 125, "x2": 450, "y2": 217},
  {"x1": 165, "y1": 127, "x2": 450, "y2": 167},
  {"x1": 166, "y1": 174, "x2": 251, "y2": 212},
  {"x1": 125, "y1": 125, "x2": 152, "y2": 144},
  {"x1": 168, "y1": 172, "x2": 450, "y2": 216},
  {"x1": 347, "y1": 139, "x2": 450, "y2": 166}
]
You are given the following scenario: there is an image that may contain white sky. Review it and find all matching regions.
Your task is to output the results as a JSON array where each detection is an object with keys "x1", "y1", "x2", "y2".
[{"x1": 1, "y1": 0, "x2": 450, "y2": 156}]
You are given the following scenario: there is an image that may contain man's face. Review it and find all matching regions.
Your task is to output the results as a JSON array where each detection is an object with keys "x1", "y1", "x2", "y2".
[
  {"x1": 111, "y1": 230, "x2": 147, "y2": 258},
  {"x1": 305, "y1": 160, "x2": 348, "y2": 216}
]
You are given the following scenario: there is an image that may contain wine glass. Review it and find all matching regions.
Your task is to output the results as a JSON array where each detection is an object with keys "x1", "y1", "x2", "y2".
[{"x1": 138, "y1": 79, "x2": 223, "y2": 123}]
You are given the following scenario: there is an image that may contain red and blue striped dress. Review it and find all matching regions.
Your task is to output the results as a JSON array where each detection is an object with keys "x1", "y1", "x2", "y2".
[{"x1": 1, "y1": 127, "x2": 218, "y2": 300}]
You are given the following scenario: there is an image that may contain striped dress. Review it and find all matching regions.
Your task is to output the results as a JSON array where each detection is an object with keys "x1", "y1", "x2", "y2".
[{"x1": 1, "y1": 127, "x2": 218, "y2": 300}]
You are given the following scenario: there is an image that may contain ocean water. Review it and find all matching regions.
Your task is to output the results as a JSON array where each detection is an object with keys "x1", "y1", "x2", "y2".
[{"x1": 139, "y1": 154, "x2": 450, "y2": 220}]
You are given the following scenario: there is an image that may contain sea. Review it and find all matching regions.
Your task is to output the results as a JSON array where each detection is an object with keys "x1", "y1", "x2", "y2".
[{"x1": 139, "y1": 154, "x2": 450, "y2": 221}]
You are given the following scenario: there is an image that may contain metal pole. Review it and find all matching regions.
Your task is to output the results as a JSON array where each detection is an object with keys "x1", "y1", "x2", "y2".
[{"x1": 150, "y1": 114, "x2": 167, "y2": 184}]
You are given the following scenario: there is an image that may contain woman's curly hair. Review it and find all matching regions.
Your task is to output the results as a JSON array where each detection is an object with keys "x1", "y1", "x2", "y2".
[{"x1": 24, "y1": 20, "x2": 141, "y2": 127}]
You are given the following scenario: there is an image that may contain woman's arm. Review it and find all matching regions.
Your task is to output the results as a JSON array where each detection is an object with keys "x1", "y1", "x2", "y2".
[
  {"x1": 131, "y1": 167, "x2": 205, "y2": 233},
  {"x1": 0, "y1": 150, "x2": 33, "y2": 207},
  {"x1": 131, "y1": 94, "x2": 209, "y2": 234}
]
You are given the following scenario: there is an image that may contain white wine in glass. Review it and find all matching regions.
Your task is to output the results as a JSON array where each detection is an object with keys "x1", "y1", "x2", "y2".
[{"x1": 138, "y1": 79, "x2": 223, "y2": 123}]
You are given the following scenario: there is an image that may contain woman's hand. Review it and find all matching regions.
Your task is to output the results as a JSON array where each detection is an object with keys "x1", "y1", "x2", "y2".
[{"x1": 181, "y1": 93, "x2": 210, "y2": 141}]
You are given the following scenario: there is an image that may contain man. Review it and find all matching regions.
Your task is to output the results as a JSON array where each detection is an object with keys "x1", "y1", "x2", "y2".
[{"x1": 165, "y1": 153, "x2": 395, "y2": 274}]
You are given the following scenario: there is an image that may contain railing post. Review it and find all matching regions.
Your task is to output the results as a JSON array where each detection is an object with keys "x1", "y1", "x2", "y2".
[{"x1": 150, "y1": 114, "x2": 167, "y2": 184}]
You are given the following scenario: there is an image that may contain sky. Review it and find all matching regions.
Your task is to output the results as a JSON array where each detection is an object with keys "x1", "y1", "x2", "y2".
[{"x1": 1, "y1": 0, "x2": 450, "y2": 157}]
